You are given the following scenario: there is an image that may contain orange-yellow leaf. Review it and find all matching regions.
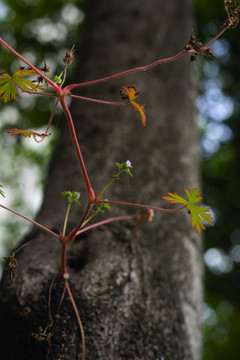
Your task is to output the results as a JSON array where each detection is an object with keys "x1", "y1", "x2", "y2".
[
  {"x1": 132, "y1": 101, "x2": 146, "y2": 127},
  {"x1": 121, "y1": 86, "x2": 139, "y2": 101},
  {"x1": 5, "y1": 127, "x2": 51, "y2": 140},
  {"x1": 121, "y1": 86, "x2": 146, "y2": 127}
]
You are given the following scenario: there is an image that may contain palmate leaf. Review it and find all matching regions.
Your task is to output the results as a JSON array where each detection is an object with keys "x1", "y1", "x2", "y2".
[
  {"x1": 0, "y1": 73, "x2": 17, "y2": 102},
  {"x1": 0, "y1": 68, "x2": 44, "y2": 103},
  {"x1": 162, "y1": 188, "x2": 214, "y2": 234}
]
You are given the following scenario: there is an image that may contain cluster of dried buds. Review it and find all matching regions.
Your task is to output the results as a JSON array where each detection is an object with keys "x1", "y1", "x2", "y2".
[
  {"x1": 134, "y1": 209, "x2": 154, "y2": 227},
  {"x1": 31, "y1": 326, "x2": 52, "y2": 344},
  {"x1": 4, "y1": 255, "x2": 18, "y2": 283},
  {"x1": 183, "y1": 33, "x2": 216, "y2": 64},
  {"x1": 63, "y1": 45, "x2": 75, "y2": 65},
  {"x1": 224, "y1": 0, "x2": 240, "y2": 28},
  {"x1": 28, "y1": 63, "x2": 50, "y2": 87}
]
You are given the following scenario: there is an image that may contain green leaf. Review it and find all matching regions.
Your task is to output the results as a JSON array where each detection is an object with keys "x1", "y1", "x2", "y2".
[
  {"x1": 162, "y1": 188, "x2": 214, "y2": 234},
  {"x1": 0, "y1": 68, "x2": 45, "y2": 103},
  {"x1": 61, "y1": 191, "x2": 81, "y2": 205},
  {"x1": 0, "y1": 185, "x2": 5, "y2": 198},
  {"x1": 116, "y1": 161, "x2": 133, "y2": 178}
]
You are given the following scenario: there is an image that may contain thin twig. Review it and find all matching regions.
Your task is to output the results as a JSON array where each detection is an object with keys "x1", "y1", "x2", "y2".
[
  {"x1": 34, "y1": 99, "x2": 59, "y2": 143},
  {"x1": 76, "y1": 214, "x2": 136, "y2": 236},
  {"x1": 57, "y1": 282, "x2": 67, "y2": 313},
  {"x1": 0, "y1": 37, "x2": 58, "y2": 90},
  {"x1": 64, "y1": 50, "x2": 195, "y2": 92},
  {"x1": 68, "y1": 93, "x2": 127, "y2": 106},
  {"x1": 60, "y1": 98, "x2": 94, "y2": 196},
  {"x1": 96, "y1": 199, "x2": 187, "y2": 212},
  {"x1": 0, "y1": 203, "x2": 61, "y2": 240},
  {"x1": 44, "y1": 274, "x2": 58, "y2": 334},
  {"x1": 12, "y1": 239, "x2": 37, "y2": 256},
  {"x1": 65, "y1": 280, "x2": 85, "y2": 360}
]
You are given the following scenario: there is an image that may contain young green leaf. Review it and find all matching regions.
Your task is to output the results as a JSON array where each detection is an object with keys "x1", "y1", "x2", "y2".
[
  {"x1": 0, "y1": 68, "x2": 45, "y2": 103},
  {"x1": 61, "y1": 191, "x2": 81, "y2": 205},
  {"x1": 116, "y1": 161, "x2": 133, "y2": 178},
  {"x1": 54, "y1": 71, "x2": 63, "y2": 84},
  {"x1": 90, "y1": 201, "x2": 111, "y2": 215},
  {"x1": 162, "y1": 188, "x2": 214, "y2": 234}
]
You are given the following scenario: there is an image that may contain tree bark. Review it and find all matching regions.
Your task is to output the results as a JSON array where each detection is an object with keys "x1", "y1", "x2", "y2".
[{"x1": 0, "y1": 0, "x2": 202, "y2": 359}]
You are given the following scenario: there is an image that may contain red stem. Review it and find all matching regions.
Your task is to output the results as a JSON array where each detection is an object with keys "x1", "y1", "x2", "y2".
[
  {"x1": 61, "y1": 244, "x2": 68, "y2": 277},
  {"x1": 65, "y1": 280, "x2": 85, "y2": 360},
  {"x1": 76, "y1": 214, "x2": 136, "y2": 236},
  {"x1": 0, "y1": 203, "x2": 61, "y2": 240},
  {"x1": 96, "y1": 199, "x2": 187, "y2": 212},
  {"x1": 68, "y1": 93, "x2": 127, "y2": 106},
  {"x1": 0, "y1": 37, "x2": 59, "y2": 91},
  {"x1": 201, "y1": 24, "x2": 231, "y2": 51},
  {"x1": 60, "y1": 98, "x2": 94, "y2": 196},
  {"x1": 34, "y1": 99, "x2": 59, "y2": 143},
  {"x1": 64, "y1": 50, "x2": 194, "y2": 92},
  {"x1": 64, "y1": 25, "x2": 231, "y2": 92},
  {"x1": 65, "y1": 204, "x2": 93, "y2": 243}
]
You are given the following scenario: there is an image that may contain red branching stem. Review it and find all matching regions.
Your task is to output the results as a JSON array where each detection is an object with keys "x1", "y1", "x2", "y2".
[
  {"x1": 61, "y1": 244, "x2": 68, "y2": 277},
  {"x1": 34, "y1": 99, "x2": 59, "y2": 143},
  {"x1": 64, "y1": 25, "x2": 231, "y2": 92},
  {"x1": 66, "y1": 204, "x2": 93, "y2": 243},
  {"x1": 76, "y1": 214, "x2": 137, "y2": 236},
  {"x1": 96, "y1": 199, "x2": 187, "y2": 212},
  {"x1": 65, "y1": 279, "x2": 85, "y2": 360},
  {"x1": 0, "y1": 203, "x2": 61, "y2": 240},
  {"x1": 64, "y1": 50, "x2": 194, "y2": 92},
  {"x1": 68, "y1": 94, "x2": 127, "y2": 106},
  {"x1": 201, "y1": 24, "x2": 231, "y2": 52},
  {"x1": 60, "y1": 98, "x2": 93, "y2": 195},
  {"x1": 0, "y1": 37, "x2": 58, "y2": 91}
]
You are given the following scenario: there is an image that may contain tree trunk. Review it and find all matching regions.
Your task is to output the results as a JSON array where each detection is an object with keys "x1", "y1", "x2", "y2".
[{"x1": 0, "y1": 0, "x2": 202, "y2": 359}]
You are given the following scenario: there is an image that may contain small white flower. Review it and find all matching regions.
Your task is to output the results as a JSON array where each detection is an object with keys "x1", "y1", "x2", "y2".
[{"x1": 126, "y1": 160, "x2": 132, "y2": 168}]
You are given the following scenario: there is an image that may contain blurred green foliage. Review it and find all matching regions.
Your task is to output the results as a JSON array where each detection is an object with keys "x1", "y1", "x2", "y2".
[
  {"x1": 194, "y1": 0, "x2": 240, "y2": 359},
  {"x1": 0, "y1": 0, "x2": 85, "y2": 258}
]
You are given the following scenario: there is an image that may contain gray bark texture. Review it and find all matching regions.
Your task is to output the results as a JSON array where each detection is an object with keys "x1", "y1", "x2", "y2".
[{"x1": 0, "y1": 0, "x2": 202, "y2": 359}]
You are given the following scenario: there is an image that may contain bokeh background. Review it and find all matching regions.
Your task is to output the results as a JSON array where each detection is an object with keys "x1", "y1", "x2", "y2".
[{"x1": 0, "y1": 1, "x2": 240, "y2": 359}]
